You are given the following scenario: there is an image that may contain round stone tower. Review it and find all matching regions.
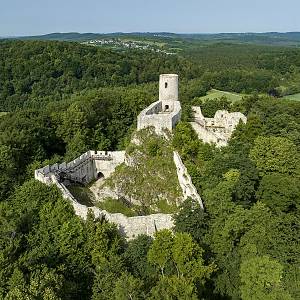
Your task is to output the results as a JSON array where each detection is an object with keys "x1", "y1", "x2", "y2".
[{"x1": 159, "y1": 74, "x2": 178, "y2": 112}]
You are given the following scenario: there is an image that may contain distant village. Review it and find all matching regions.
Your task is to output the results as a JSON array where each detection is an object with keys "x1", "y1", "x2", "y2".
[{"x1": 82, "y1": 38, "x2": 175, "y2": 54}]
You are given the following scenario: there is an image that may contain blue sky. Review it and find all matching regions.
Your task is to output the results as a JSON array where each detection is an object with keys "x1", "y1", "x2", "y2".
[{"x1": 1, "y1": 0, "x2": 299, "y2": 36}]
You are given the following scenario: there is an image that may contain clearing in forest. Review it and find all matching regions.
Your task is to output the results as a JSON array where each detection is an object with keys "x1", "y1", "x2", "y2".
[
  {"x1": 199, "y1": 89, "x2": 245, "y2": 102},
  {"x1": 283, "y1": 93, "x2": 300, "y2": 101}
]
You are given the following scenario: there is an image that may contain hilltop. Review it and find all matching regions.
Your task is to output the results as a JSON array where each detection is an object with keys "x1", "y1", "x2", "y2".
[
  {"x1": 2, "y1": 39, "x2": 300, "y2": 112},
  {"x1": 5, "y1": 31, "x2": 300, "y2": 47}
]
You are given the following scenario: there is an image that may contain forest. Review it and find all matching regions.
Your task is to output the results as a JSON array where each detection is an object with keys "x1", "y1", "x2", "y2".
[{"x1": 0, "y1": 39, "x2": 299, "y2": 299}]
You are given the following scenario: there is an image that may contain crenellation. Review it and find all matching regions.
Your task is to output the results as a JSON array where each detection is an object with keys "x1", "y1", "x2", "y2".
[{"x1": 35, "y1": 74, "x2": 246, "y2": 239}]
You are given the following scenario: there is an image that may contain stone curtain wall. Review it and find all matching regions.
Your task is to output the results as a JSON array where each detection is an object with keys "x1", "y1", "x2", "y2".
[
  {"x1": 94, "y1": 151, "x2": 126, "y2": 178},
  {"x1": 35, "y1": 149, "x2": 201, "y2": 239},
  {"x1": 36, "y1": 169, "x2": 173, "y2": 240},
  {"x1": 137, "y1": 100, "x2": 181, "y2": 135},
  {"x1": 173, "y1": 151, "x2": 204, "y2": 209},
  {"x1": 190, "y1": 122, "x2": 228, "y2": 146},
  {"x1": 35, "y1": 150, "x2": 126, "y2": 185}
]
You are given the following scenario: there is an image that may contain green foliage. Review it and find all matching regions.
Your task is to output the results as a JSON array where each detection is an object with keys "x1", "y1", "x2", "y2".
[
  {"x1": 148, "y1": 230, "x2": 216, "y2": 298},
  {"x1": 256, "y1": 174, "x2": 300, "y2": 212},
  {"x1": 0, "y1": 40, "x2": 199, "y2": 111},
  {"x1": 193, "y1": 95, "x2": 232, "y2": 117},
  {"x1": 148, "y1": 230, "x2": 174, "y2": 276},
  {"x1": 149, "y1": 276, "x2": 198, "y2": 300},
  {"x1": 240, "y1": 256, "x2": 292, "y2": 300},
  {"x1": 0, "y1": 145, "x2": 16, "y2": 201},
  {"x1": 0, "y1": 180, "x2": 127, "y2": 299},
  {"x1": 0, "y1": 39, "x2": 300, "y2": 299},
  {"x1": 250, "y1": 136, "x2": 299, "y2": 176},
  {"x1": 123, "y1": 235, "x2": 155, "y2": 283},
  {"x1": 173, "y1": 198, "x2": 209, "y2": 245},
  {"x1": 5, "y1": 267, "x2": 64, "y2": 300},
  {"x1": 113, "y1": 272, "x2": 145, "y2": 300},
  {"x1": 68, "y1": 185, "x2": 95, "y2": 207},
  {"x1": 97, "y1": 198, "x2": 137, "y2": 217},
  {"x1": 155, "y1": 199, "x2": 178, "y2": 214},
  {"x1": 106, "y1": 129, "x2": 182, "y2": 213}
]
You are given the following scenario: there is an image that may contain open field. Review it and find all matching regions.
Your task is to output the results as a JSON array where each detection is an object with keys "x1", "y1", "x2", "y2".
[
  {"x1": 199, "y1": 89, "x2": 245, "y2": 102},
  {"x1": 283, "y1": 93, "x2": 300, "y2": 101}
]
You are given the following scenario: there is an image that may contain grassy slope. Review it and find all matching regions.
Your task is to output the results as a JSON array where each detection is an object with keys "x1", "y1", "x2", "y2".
[
  {"x1": 283, "y1": 93, "x2": 300, "y2": 101},
  {"x1": 199, "y1": 89, "x2": 245, "y2": 102},
  {"x1": 68, "y1": 185, "x2": 95, "y2": 207},
  {"x1": 104, "y1": 128, "x2": 182, "y2": 215}
]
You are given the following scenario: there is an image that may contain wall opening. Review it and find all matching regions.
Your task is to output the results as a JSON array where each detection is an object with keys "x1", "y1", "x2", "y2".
[
  {"x1": 97, "y1": 172, "x2": 104, "y2": 179},
  {"x1": 165, "y1": 105, "x2": 169, "y2": 111},
  {"x1": 165, "y1": 82, "x2": 168, "y2": 88}
]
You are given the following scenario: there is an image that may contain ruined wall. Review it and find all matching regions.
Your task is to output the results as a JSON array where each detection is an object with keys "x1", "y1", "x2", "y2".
[
  {"x1": 36, "y1": 171, "x2": 174, "y2": 240},
  {"x1": 173, "y1": 151, "x2": 204, "y2": 209},
  {"x1": 35, "y1": 149, "x2": 202, "y2": 239},
  {"x1": 190, "y1": 122, "x2": 228, "y2": 147},
  {"x1": 35, "y1": 150, "x2": 126, "y2": 185},
  {"x1": 93, "y1": 151, "x2": 126, "y2": 178},
  {"x1": 190, "y1": 106, "x2": 247, "y2": 147},
  {"x1": 137, "y1": 100, "x2": 181, "y2": 135}
]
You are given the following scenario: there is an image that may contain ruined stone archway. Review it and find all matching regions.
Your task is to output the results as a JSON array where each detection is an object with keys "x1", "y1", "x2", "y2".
[{"x1": 97, "y1": 172, "x2": 104, "y2": 179}]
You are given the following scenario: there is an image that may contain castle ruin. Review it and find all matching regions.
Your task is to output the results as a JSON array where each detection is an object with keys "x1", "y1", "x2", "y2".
[
  {"x1": 35, "y1": 74, "x2": 246, "y2": 239},
  {"x1": 191, "y1": 106, "x2": 247, "y2": 147},
  {"x1": 137, "y1": 74, "x2": 181, "y2": 134}
]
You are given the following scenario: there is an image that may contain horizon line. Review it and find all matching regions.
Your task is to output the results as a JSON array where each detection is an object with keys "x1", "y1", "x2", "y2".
[{"x1": 2, "y1": 30, "x2": 300, "y2": 38}]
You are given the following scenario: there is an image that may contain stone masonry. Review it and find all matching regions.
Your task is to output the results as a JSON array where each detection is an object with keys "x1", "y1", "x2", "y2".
[
  {"x1": 34, "y1": 74, "x2": 245, "y2": 239},
  {"x1": 190, "y1": 106, "x2": 247, "y2": 147},
  {"x1": 137, "y1": 74, "x2": 181, "y2": 135}
]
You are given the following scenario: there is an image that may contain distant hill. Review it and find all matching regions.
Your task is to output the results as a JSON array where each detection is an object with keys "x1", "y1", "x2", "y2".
[{"x1": 3, "y1": 31, "x2": 300, "y2": 46}]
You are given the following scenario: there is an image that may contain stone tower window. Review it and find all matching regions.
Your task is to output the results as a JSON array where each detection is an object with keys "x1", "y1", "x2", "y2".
[
  {"x1": 165, "y1": 82, "x2": 168, "y2": 88},
  {"x1": 165, "y1": 105, "x2": 169, "y2": 111}
]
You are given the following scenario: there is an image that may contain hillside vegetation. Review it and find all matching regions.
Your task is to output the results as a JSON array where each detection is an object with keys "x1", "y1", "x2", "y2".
[
  {"x1": 3, "y1": 40, "x2": 300, "y2": 111},
  {"x1": 103, "y1": 129, "x2": 182, "y2": 215},
  {"x1": 0, "y1": 40, "x2": 199, "y2": 110},
  {"x1": 11, "y1": 31, "x2": 300, "y2": 46},
  {"x1": 0, "y1": 39, "x2": 299, "y2": 299}
]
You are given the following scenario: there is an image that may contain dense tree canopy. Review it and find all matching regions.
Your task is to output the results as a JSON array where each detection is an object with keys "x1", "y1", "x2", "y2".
[{"x1": 0, "y1": 39, "x2": 299, "y2": 299}]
